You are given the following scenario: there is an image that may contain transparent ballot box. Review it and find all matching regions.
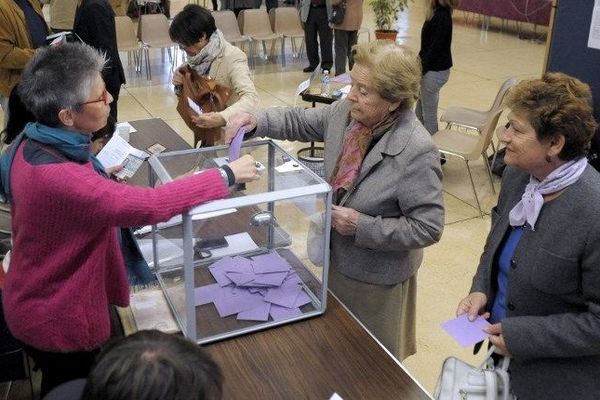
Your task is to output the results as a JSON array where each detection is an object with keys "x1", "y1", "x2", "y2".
[{"x1": 144, "y1": 140, "x2": 332, "y2": 344}]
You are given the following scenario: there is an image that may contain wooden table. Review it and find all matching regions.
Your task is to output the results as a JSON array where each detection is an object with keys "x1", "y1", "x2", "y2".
[
  {"x1": 124, "y1": 118, "x2": 431, "y2": 400},
  {"x1": 205, "y1": 292, "x2": 431, "y2": 399},
  {"x1": 127, "y1": 118, "x2": 191, "y2": 186}
]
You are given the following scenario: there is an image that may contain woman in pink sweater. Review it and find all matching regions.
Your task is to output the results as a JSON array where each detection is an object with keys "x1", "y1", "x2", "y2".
[{"x1": 0, "y1": 43, "x2": 259, "y2": 396}]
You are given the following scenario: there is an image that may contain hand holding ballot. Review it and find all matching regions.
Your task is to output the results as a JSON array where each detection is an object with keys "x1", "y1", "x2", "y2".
[{"x1": 224, "y1": 112, "x2": 257, "y2": 144}]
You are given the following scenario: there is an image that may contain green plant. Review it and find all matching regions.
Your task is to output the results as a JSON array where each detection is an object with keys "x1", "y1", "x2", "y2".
[{"x1": 369, "y1": 0, "x2": 411, "y2": 31}]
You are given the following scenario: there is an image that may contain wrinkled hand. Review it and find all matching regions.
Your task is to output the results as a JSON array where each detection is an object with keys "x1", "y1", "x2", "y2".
[
  {"x1": 191, "y1": 112, "x2": 226, "y2": 129},
  {"x1": 223, "y1": 112, "x2": 257, "y2": 144},
  {"x1": 331, "y1": 205, "x2": 360, "y2": 236},
  {"x1": 486, "y1": 323, "x2": 511, "y2": 357},
  {"x1": 456, "y1": 292, "x2": 489, "y2": 321},
  {"x1": 228, "y1": 154, "x2": 260, "y2": 183},
  {"x1": 172, "y1": 68, "x2": 184, "y2": 86}
]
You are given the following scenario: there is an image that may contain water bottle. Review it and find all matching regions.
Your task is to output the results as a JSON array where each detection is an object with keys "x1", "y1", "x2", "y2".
[{"x1": 320, "y1": 70, "x2": 331, "y2": 96}]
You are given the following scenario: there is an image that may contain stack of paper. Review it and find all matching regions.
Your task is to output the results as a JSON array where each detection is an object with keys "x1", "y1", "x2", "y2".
[{"x1": 195, "y1": 251, "x2": 312, "y2": 322}]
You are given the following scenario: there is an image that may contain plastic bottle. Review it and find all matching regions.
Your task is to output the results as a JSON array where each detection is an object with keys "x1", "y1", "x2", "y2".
[{"x1": 320, "y1": 70, "x2": 331, "y2": 96}]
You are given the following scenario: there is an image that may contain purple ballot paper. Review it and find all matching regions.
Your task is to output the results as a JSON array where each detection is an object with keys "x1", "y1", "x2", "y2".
[
  {"x1": 441, "y1": 314, "x2": 492, "y2": 347},
  {"x1": 228, "y1": 127, "x2": 245, "y2": 162}
]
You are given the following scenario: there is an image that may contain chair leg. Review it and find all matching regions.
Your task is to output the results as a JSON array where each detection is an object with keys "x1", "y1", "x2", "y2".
[
  {"x1": 145, "y1": 47, "x2": 152, "y2": 80},
  {"x1": 465, "y1": 160, "x2": 483, "y2": 218},
  {"x1": 261, "y1": 40, "x2": 268, "y2": 60},
  {"x1": 281, "y1": 38, "x2": 286, "y2": 67},
  {"x1": 482, "y1": 152, "x2": 496, "y2": 194}
]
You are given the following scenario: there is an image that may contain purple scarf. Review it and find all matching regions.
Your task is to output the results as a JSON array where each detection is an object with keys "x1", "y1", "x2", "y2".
[{"x1": 509, "y1": 157, "x2": 588, "y2": 229}]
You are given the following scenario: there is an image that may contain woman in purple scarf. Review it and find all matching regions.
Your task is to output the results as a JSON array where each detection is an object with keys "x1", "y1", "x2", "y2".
[{"x1": 456, "y1": 72, "x2": 600, "y2": 399}]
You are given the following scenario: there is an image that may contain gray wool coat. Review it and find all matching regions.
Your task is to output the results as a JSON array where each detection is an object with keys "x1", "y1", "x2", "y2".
[
  {"x1": 471, "y1": 165, "x2": 600, "y2": 400},
  {"x1": 254, "y1": 99, "x2": 445, "y2": 285}
]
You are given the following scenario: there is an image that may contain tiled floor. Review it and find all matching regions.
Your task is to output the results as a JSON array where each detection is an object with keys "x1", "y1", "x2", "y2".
[{"x1": 1, "y1": 2, "x2": 548, "y2": 398}]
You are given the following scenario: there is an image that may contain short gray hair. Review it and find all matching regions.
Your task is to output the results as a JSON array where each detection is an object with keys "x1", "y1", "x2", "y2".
[
  {"x1": 352, "y1": 41, "x2": 422, "y2": 109},
  {"x1": 18, "y1": 43, "x2": 107, "y2": 127}
]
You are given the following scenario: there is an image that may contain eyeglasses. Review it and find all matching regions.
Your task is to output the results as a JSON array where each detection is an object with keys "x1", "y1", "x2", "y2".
[{"x1": 77, "y1": 88, "x2": 111, "y2": 106}]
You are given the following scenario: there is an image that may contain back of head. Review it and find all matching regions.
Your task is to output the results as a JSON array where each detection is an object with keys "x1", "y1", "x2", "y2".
[
  {"x1": 82, "y1": 330, "x2": 223, "y2": 400},
  {"x1": 352, "y1": 40, "x2": 421, "y2": 109},
  {"x1": 17, "y1": 42, "x2": 106, "y2": 128},
  {"x1": 169, "y1": 5, "x2": 217, "y2": 47},
  {"x1": 505, "y1": 72, "x2": 598, "y2": 161}
]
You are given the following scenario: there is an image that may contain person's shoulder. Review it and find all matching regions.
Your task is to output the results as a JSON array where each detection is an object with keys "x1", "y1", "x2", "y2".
[{"x1": 221, "y1": 41, "x2": 247, "y2": 61}]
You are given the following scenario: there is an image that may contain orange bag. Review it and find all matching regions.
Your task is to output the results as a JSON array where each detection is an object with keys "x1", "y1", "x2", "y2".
[{"x1": 176, "y1": 65, "x2": 231, "y2": 147}]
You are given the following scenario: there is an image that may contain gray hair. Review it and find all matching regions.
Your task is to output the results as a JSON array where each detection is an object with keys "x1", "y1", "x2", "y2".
[{"x1": 18, "y1": 42, "x2": 107, "y2": 127}]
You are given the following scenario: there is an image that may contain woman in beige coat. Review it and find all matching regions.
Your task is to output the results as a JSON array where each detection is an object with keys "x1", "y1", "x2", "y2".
[
  {"x1": 170, "y1": 5, "x2": 259, "y2": 139},
  {"x1": 331, "y1": 0, "x2": 363, "y2": 75}
]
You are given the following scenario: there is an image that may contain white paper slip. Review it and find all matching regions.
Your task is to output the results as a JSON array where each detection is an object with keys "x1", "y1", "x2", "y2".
[
  {"x1": 339, "y1": 84, "x2": 351, "y2": 94},
  {"x1": 329, "y1": 393, "x2": 344, "y2": 400},
  {"x1": 97, "y1": 133, "x2": 149, "y2": 174},
  {"x1": 187, "y1": 97, "x2": 203, "y2": 114},
  {"x1": 295, "y1": 78, "x2": 311, "y2": 96},
  {"x1": 115, "y1": 121, "x2": 137, "y2": 133},
  {"x1": 275, "y1": 160, "x2": 303, "y2": 173}
]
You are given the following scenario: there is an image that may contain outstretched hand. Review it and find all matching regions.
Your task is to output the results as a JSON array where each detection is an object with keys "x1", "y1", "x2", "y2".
[{"x1": 223, "y1": 112, "x2": 257, "y2": 144}]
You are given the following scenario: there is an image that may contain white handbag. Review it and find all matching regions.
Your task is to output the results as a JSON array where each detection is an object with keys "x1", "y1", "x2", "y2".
[{"x1": 434, "y1": 346, "x2": 514, "y2": 400}]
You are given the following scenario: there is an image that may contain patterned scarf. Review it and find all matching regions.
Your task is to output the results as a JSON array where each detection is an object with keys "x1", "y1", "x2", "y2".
[
  {"x1": 186, "y1": 29, "x2": 224, "y2": 76},
  {"x1": 330, "y1": 109, "x2": 401, "y2": 200},
  {"x1": 0, "y1": 122, "x2": 93, "y2": 202},
  {"x1": 508, "y1": 157, "x2": 588, "y2": 229}
]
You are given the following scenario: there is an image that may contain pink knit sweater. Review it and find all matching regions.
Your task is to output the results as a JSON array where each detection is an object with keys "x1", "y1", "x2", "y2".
[{"x1": 3, "y1": 144, "x2": 228, "y2": 352}]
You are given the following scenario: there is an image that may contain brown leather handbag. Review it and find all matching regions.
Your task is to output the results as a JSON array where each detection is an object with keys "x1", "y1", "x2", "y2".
[{"x1": 176, "y1": 65, "x2": 231, "y2": 147}]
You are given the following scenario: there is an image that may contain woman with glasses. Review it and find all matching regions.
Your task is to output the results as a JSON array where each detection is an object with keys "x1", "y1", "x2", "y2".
[
  {"x1": 0, "y1": 43, "x2": 260, "y2": 397},
  {"x1": 169, "y1": 4, "x2": 259, "y2": 146}
]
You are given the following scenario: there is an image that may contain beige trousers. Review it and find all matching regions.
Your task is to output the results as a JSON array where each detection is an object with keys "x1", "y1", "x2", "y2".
[{"x1": 329, "y1": 267, "x2": 417, "y2": 361}]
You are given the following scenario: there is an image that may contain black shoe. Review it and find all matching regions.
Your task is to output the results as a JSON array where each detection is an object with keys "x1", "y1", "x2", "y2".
[
  {"x1": 303, "y1": 66, "x2": 317, "y2": 73},
  {"x1": 440, "y1": 153, "x2": 447, "y2": 166}
]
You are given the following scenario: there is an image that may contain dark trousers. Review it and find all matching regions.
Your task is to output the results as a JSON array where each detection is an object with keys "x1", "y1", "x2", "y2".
[
  {"x1": 107, "y1": 83, "x2": 121, "y2": 122},
  {"x1": 265, "y1": 0, "x2": 278, "y2": 12},
  {"x1": 22, "y1": 344, "x2": 100, "y2": 397},
  {"x1": 334, "y1": 29, "x2": 358, "y2": 75},
  {"x1": 304, "y1": 6, "x2": 333, "y2": 70}
]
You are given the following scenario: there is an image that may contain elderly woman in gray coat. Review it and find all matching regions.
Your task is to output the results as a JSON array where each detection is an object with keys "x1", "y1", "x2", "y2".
[
  {"x1": 226, "y1": 40, "x2": 445, "y2": 361},
  {"x1": 457, "y1": 73, "x2": 600, "y2": 399}
]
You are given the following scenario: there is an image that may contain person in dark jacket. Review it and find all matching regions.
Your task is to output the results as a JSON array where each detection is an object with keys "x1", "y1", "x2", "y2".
[
  {"x1": 73, "y1": 0, "x2": 126, "y2": 120},
  {"x1": 415, "y1": 0, "x2": 457, "y2": 135},
  {"x1": 456, "y1": 73, "x2": 600, "y2": 399}
]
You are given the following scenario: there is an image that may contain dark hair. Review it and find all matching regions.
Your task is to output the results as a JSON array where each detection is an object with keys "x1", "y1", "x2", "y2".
[
  {"x1": 2, "y1": 86, "x2": 36, "y2": 145},
  {"x1": 18, "y1": 42, "x2": 106, "y2": 127},
  {"x1": 169, "y1": 5, "x2": 217, "y2": 47},
  {"x1": 505, "y1": 72, "x2": 598, "y2": 161},
  {"x1": 82, "y1": 330, "x2": 223, "y2": 400},
  {"x1": 91, "y1": 115, "x2": 116, "y2": 143}
]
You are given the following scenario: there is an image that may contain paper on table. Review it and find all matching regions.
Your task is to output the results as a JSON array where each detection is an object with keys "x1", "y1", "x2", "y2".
[
  {"x1": 441, "y1": 314, "x2": 491, "y2": 347},
  {"x1": 97, "y1": 133, "x2": 148, "y2": 170},
  {"x1": 116, "y1": 121, "x2": 136, "y2": 133},
  {"x1": 275, "y1": 160, "x2": 303, "y2": 173},
  {"x1": 187, "y1": 97, "x2": 203, "y2": 114},
  {"x1": 228, "y1": 127, "x2": 245, "y2": 162}
]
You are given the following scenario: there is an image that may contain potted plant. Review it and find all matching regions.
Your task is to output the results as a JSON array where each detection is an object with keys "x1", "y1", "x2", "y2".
[{"x1": 369, "y1": 0, "x2": 411, "y2": 40}]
